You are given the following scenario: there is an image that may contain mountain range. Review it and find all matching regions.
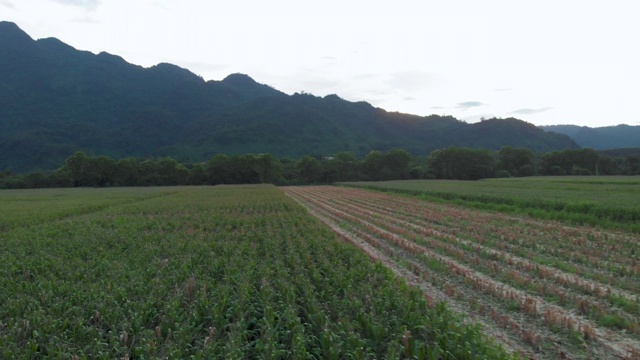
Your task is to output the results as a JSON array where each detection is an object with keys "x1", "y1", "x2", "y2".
[
  {"x1": 0, "y1": 21, "x2": 584, "y2": 173},
  {"x1": 540, "y1": 125, "x2": 640, "y2": 149}
]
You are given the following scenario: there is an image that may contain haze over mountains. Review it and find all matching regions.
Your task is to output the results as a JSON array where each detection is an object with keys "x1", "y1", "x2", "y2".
[
  {"x1": 2, "y1": 21, "x2": 628, "y2": 173},
  {"x1": 540, "y1": 125, "x2": 640, "y2": 150}
]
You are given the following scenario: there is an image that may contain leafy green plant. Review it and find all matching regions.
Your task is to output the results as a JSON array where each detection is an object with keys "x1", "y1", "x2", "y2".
[{"x1": 0, "y1": 185, "x2": 513, "y2": 359}]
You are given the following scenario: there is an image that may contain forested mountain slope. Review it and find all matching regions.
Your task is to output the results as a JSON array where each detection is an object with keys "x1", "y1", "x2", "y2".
[
  {"x1": 541, "y1": 124, "x2": 640, "y2": 149},
  {"x1": 0, "y1": 21, "x2": 578, "y2": 172}
]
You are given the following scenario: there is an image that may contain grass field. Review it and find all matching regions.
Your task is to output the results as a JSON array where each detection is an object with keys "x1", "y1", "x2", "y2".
[
  {"x1": 0, "y1": 185, "x2": 511, "y2": 359},
  {"x1": 340, "y1": 176, "x2": 640, "y2": 232},
  {"x1": 285, "y1": 186, "x2": 640, "y2": 359}
]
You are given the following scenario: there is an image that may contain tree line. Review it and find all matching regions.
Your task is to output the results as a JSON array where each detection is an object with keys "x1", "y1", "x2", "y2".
[{"x1": 1, "y1": 146, "x2": 639, "y2": 189}]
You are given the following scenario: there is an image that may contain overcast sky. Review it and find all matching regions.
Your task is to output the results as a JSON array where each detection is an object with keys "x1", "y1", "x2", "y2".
[{"x1": 3, "y1": 0, "x2": 639, "y2": 127}]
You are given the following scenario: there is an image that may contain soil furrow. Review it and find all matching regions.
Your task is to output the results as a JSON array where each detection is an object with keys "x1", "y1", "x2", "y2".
[{"x1": 283, "y1": 186, "x2": 640, "y2": 360}]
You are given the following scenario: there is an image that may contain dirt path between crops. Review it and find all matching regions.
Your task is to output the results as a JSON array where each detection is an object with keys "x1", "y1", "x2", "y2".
[
  {"x1": 283, "y1": 186, "x2": 640, "y2": 360},
  {"x1": 286, "y1": 191, "x2": 538, "y2": 358},
  {"x1": 284, "y1": 188, "x2": 541, "y2": 358},
  {"x1": 307, "y1": 187, "x2": 639, "y2": 303}
]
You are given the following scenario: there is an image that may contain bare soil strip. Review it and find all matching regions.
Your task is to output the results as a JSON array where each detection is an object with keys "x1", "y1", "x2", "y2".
[
  {"x1": 283, "y1": 186, "x2": 640, "y2": 360},
  {"x1": 305, "y1": 187, "x2": 639, "y2": 303}
]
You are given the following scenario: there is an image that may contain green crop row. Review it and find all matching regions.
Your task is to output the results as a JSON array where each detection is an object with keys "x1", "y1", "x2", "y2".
[
  {"x1": 340, "y1": 178, "x2": 640, "y2": 232},
  {"x1": 0, "y1": 187, "x2": 180, "y2": 232},
  {"x1": 0, "y1": 185, "x2": 513, "y2": 359}
]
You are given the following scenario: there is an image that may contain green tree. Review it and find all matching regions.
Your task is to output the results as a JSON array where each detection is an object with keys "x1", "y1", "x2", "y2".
[
  {"x1": 157, "y1": 158, "x2": 189, "y2": 185},
  {"x1": 539, "y1": 149, "x2": 600, "y2": 175},
  {"x1": 206, "y1": 154, "x2": 231, "y2": 185},
  {"x1": 95, "y1": 155, "x2": 117, "y2": 186},
  {"x1": 361, "y1": 150, "x2": 385, "y2": 181},
  {"x1": 428, "y1": 147, "x2": 495, "y2": 180},
  {"x1": 255, "y1": 153, "x2": 281, "y2": 183},
  {"x1": 595, "y1": 156, "x2": 618, "y2": 175},
  {"x1": 384, "y1": 148, "x2": 412, "y2": 179},
  {"x1": 497, "y1": 146, "x2": 535, "y2": 177},
  {"x1": 333, "y1": 151, "x2": 359, "y2": 181},
  {"x1": 626, "y1": 156, "x2": 640, "y2": 175},
  {"x1": 138, "y1": 159, "x2": 161, "y2": 186},
  {"x1": 21, "y1": 172, "x2": 50, "y2": 188},
  {"x1": 187, "y1": 163, "x2": 208, "y2": 185},
  {"x1": 114, "y1": 158, "x2": 140, "y2": 186},
  {"x1": 296, "y1": 156, "x2": 321, "y2": 184},
  {"x1": 61, "y1": 151, "x2": 99, "y2": 187},
  {"x1": 229, "y1": 154, "x2": 261, "y2": 184}
]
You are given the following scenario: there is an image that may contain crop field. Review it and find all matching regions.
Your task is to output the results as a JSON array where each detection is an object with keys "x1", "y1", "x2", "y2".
[
  {"x1": 284, "y1": 186, "x2": 640, "y2": 359},
  {"x1": 0, "y1": 185, "x2": 511, "y2": 359},
  {"x1": 340, "y1": 177, "x2": 640, "y2": 232},
  {"x1": 0, "y1": 187, "x2": 181, "y2": 232}
]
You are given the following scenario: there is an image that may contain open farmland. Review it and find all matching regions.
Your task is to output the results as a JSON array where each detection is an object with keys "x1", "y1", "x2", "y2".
[
  {"x1": 284, "y1": 186, "x2": 640, "y2": 359},
  {"x1": 0, "y1": 187, "x2": 181, "y2": 232},
  {"x1": 0, "y1": 185, "x2": 511, "y2": 359},
  {"x1": 341, "y1": 177, "x2": 640, "y2": 232}
]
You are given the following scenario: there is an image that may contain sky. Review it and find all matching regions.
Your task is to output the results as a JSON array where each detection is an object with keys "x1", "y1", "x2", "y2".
[{"x1": 2, "y1": 0, "x2": 639, "y2": 127}]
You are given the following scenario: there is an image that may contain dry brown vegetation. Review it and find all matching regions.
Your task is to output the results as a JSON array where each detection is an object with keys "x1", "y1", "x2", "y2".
[{"x1": 284, "y1": 186, "x2": 640, "y2": 360}]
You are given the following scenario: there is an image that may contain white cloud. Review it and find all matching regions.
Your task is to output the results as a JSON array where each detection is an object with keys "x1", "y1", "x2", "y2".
[
  {"x1": 0, "y1": 1, "x2": 15, "y2": 9},
  {"x1": 511, "y1": 107, "x2": 553, "y2": 115},
  {"x1": 456, "y1": 101, "x2": 485, "y2": 110},
  {"x1": 49, "y1": 0, "x2": 99, "y2": 9},
  {"x1": 352, "y1": 74, "x2": 376, "y2": 80},
  {"x1": 69, "y1": 16, "x2": 99, "y2": 24},
  {"x1": 386, "y1": 71, "x2": 432, "y2": 92}
]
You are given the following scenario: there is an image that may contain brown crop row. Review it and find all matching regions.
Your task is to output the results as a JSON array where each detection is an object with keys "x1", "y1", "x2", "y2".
[{"x1": 284, "y1": 186, "x2": 640, "y2": 360}]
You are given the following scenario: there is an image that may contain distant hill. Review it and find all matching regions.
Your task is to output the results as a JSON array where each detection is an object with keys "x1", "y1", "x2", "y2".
[
  {"x1": 0, "y1": 21, "x2": 579, "y2": 173},
  {"x1": 541, "y1": 124, "x2": 640, "y2": 149}
]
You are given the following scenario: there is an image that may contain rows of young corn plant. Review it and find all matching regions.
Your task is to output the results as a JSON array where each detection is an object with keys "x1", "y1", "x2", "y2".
[
  {"x1": 283, "y1": 186, "x2": 640, "y2": 360},
  {"x1": 0, "y1": 185, "x2": 512, "y2": 359},
  {"x1": 341, "y1": 177, "x2": 640, "y2": 233}
]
